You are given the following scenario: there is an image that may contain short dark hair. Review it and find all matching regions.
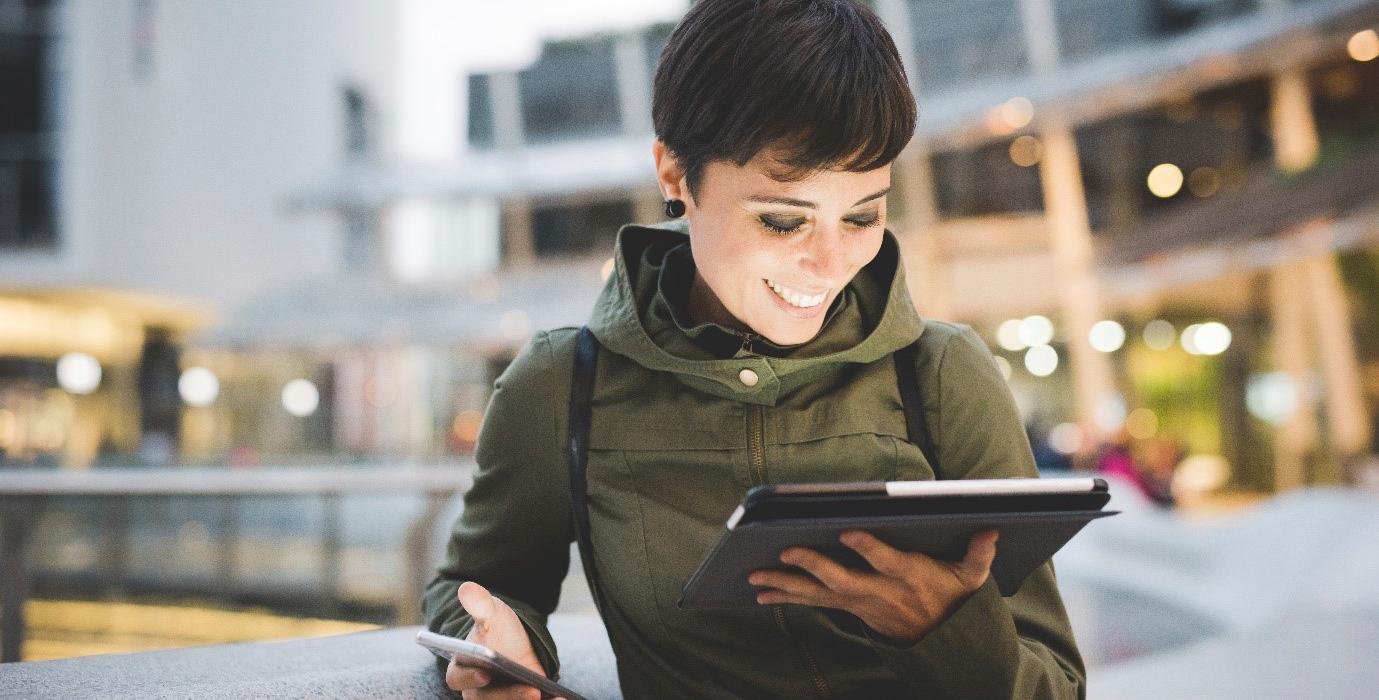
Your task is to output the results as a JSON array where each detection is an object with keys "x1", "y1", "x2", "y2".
[{"x1": 652, "y1": 0, "x2": 916, "y2": 199}]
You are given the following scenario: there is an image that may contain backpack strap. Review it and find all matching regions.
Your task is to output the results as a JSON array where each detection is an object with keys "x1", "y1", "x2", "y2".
[
  {"x1": 893, "y1": 340, "x2": 941, "y2": 477},
  {"x1": 568, "y1": 326, "x2": 608, "y2": 617}
]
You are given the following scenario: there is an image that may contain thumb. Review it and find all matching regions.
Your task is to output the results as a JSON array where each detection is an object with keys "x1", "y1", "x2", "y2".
[
  {"x1": 959, "y1": 529, "x2": 999, "y2": 585},
  {"x1": 457, "y1": 581, "x2": 496, "y2": 624}
]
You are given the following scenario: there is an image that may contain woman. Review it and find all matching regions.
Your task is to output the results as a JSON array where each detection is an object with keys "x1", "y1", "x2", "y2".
[{"x1": 424, "y1": 1, "x2": 1086, "y2": 698}]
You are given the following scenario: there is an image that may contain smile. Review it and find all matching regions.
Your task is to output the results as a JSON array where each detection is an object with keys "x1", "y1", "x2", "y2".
[{"x1": 764, "y1": 279, "x2": 827, "y2": 309}]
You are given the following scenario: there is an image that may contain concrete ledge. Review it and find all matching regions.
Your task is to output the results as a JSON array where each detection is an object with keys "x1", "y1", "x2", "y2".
[{"x1": 0, "y1": 614, "x2": 622, "y2": 699}]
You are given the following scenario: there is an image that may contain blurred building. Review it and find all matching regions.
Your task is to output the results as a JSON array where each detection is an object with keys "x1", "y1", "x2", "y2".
[{"x1": 4, "y1": 0, "x2": 1379, "y2": 491}]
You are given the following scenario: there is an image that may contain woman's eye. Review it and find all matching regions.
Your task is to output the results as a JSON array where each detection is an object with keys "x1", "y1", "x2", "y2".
[
  {"x1": 845, "y1": 216, "x2": 881, "y2": 229},
  {"x1": 760, "y1": 216, "x2": 805, "y2": 234}
]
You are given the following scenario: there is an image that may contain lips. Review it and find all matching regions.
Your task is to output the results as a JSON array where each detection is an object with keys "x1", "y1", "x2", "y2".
[{"x1": 764, "y1": 279, "x2": 827, "y2": 309}]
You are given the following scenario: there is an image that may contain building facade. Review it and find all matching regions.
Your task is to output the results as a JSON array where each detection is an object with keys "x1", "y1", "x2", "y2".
[{"x1": 4, "y1": 0, "x2": 1378, "y2": 491}]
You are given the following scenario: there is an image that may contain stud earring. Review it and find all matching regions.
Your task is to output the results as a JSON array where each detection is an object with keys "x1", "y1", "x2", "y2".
[{"x1": 664, "y1": 199, "x2": 686, "y2": 218}]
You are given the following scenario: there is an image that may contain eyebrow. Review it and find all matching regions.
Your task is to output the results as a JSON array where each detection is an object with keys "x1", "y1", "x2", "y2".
[{"x1": 745, "y1": 187, "x2": 891, "y2": 210}]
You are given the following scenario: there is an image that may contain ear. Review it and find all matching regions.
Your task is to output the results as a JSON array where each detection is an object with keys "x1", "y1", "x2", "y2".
[{"x1": 652, "y1": 140, "x2": 692, "y2": 204}]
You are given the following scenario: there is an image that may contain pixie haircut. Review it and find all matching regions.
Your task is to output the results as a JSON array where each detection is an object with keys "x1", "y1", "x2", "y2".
[{"x1": 653, "y1": 0, "x2": 917, "y2": 199}]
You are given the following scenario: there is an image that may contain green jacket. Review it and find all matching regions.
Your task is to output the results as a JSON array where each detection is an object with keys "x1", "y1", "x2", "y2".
[{"x1": 424, "y1": 222, "x2": 1086, "y2": 699}]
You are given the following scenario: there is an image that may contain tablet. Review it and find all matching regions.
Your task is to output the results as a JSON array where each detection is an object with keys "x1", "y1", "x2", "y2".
[
  {"x1": 415, "y1": 630, "x2": 590, "y2": 700},
  {"x1": 679, "y1": 478, "x2": 1117, "y2": 609}
]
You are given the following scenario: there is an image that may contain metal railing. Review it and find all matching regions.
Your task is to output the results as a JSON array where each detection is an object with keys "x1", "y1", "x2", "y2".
[{"x1": 0, "y1": 465, "x2": 471, "y2": 663}]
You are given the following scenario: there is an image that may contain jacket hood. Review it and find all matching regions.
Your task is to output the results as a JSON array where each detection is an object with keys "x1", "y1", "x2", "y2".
[{"x1": 587, "y1": 220, "x2": 926, "y2": 406}]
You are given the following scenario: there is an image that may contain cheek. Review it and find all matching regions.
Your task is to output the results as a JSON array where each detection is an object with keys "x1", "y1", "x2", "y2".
[{"x1": 852, "y1": 231, "x2": 886, "y2": 268}]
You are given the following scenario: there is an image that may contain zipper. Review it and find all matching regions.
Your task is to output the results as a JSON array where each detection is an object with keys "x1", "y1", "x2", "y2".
[
  {"x1": 734, "y1": 329, "x2": 757, "y2": 356},
  {"x1": 747, "y1": 402, "x2": 831, "y2": 698},
  {"x1": 749, "y1": 404, "x2": 767, "y2": 484}
]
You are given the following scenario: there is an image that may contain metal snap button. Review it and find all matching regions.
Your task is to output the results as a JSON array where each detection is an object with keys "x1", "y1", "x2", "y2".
[{"x1": 738, "y1": 368, "x2": 759, "y2": 387}]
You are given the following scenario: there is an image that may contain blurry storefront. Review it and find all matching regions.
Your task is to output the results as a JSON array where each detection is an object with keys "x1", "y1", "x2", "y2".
[{"x1": 0, "y1": 290, "x2": 207, "y2": 468}]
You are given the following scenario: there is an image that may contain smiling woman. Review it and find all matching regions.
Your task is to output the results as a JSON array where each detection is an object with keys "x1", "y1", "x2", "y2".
[{"x1": 424, "y1": 1, "x2": 1087, "y2": 698}]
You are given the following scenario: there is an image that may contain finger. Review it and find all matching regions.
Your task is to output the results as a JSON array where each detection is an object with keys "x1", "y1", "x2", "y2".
[
  {"x1": 749, "y1": 569, "x2": 834, "y2": 601},
  {"x1": 778, "y1": 547, "x2": 870, "y2": 594},
  {"x1": 756, "y1": 588, "x2": 836, "y2": 608},
  {"x1": 458, "y1": 581, "x2": 497, "y2": 626},
  {"x1": 957, "y1": 529, "x2": 999, "y2": 586},
  {"x1": 839, "y1": 530, "x2": 909, "y2": 577},
  {"x1": 445, "y1": 659, "x2": 491, "y2": 690}
]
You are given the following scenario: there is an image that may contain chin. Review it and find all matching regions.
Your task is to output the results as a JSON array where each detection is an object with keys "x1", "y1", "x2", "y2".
[{"x1": 758, "y1": 320, "x2": 824, "y2": 347}]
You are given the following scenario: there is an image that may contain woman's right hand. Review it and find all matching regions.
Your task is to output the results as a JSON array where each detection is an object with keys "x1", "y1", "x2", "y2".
[{"x1": 445, "y1": 582, "x2": 563, "y2": 700}]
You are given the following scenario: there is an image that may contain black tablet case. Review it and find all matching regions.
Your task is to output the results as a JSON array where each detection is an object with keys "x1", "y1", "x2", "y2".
[{"x1": 678, "y1": 508, "x2": 1117, "y2": 609}]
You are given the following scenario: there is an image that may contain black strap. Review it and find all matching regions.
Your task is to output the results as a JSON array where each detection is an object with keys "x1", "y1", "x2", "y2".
[
  {"x1": 568, "y1": 330, "x2": 936, "y2": 617},
  {"x1": 894, "y1": 340, "x2": 940, "y2": 476},
  {"x1": 569, "y1": 326, "x2": 608, "y2": 618}
]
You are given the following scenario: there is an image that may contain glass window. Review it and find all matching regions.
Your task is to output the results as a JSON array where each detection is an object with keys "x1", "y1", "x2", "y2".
[
  {"x1": 1054, "y1": 0, "x2": 1259, "y2": 62},
  {"x1": 518, "y1": 37, "x2": 622, "y2": 142},
  {"x1": 1055, "y1": 0, "x2": 1157, "y2": 62},
  {"x1": 906, "y1": 0, "x2": 1028, "y2": 91},
  {"x1": 0, "y1": 24, "x2": 55, "y2": 250},
  {"x1": 1076, "y1": 78, "x2": 1272, "y2": 237},
  {"x1": 1310, "y1": 57, "x2": 1379, "y2": 157},
  {"x1": 931, "y1": 139, "x2": 1044, "y2": 218},
  {"x1": 466, "y1": 73, "x2": 496, "y2": 148},
  {"x1": 530, "y1": 199, "x2": 632, "y2": 257},
  {"x1": 0, "y1": 32, "x2": 45, "y2": 132}
]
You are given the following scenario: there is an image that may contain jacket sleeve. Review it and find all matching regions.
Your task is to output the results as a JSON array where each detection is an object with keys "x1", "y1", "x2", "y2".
[
  {"x1": 422, "y1": 330, "x2": 574, "y2": 681},
  {"x1": 866, "y1": 325, "x2": 1088, "y2": 699}
]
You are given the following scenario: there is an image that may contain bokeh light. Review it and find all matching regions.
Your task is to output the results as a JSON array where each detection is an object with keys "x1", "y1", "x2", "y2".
[
  {"x1": 1088, "y1": 320, "x2": 1126, "y2": 353},
  {"x1": 1183, "y1": 321, "x2": 1232, "y2": 356},
  {"x1": 1143, "y1": 319, "x2": 1176, "y2": 350},
  {"x1": 1024, "y1": 345, "x2": 1059, "y2": 377},
  {"x1": 56, "y1": 352, "x2": 102, "y2": 395},
  {"x1": 1019, "y1": 315, "x2": 1055, "y2": 347},
  {"x1": 1348, "y1": 29, "x2": 1379, "y2": 62},
  {"x1": 1188, "y1": 166, "x2": 1221, "y2": 197},
  {"x1": 1049, "y1": 422, "x2": 1083, "y2": 455},
  {"x1": 1174, "y1": 454, "x2": 1231, "y2": 494},
  {"x1": 281, "y1": 379, "x2": 320, "y2": 417},
  {"x1": 178, "y1": 367, "x2": 220, "y2": 407},
  {"x1": 1093, "y1": 393, "x2": 1127, "y2": 434},
  {"x1": 1126, "y1": 407, "x2": 1159, "y2": 440},
  {"x1": 1008, "y1": 135, "x2": 1043, "y2": 167},
  {"x1": 1147, "y1": 163, "x2": 1184, "y2": 198},
  {"x1": 997, "y1": 319, "x2": 1026, "y2": 351},
  {"x1": 1247, "y1": 372, "x2": 1300, "y2": 425},
  {"x1": 1000, "y1": 96, "x2": 1034, "y2": 129}
]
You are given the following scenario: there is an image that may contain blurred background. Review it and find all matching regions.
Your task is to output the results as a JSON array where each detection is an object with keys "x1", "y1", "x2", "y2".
[{"x1": 2, "y1": 0, "x2": 1378, "y2": 692}]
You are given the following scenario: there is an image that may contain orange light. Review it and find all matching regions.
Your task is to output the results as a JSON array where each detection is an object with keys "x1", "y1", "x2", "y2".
[
  {"x1": 1348, "y1": 29, "x2": 1379, "y2": 62},
  {"x1": 1008, "y1": 135, "x2": 1043, "y2": 167}
]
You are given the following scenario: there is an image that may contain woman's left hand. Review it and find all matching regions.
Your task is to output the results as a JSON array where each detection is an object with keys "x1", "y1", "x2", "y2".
[{"x1": 749, "y1": 529, "x2": 999, "y2": 644}]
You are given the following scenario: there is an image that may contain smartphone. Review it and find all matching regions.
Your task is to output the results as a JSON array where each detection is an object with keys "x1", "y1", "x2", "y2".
[{"x1": 415, "y1": 630, "x2": 591, "y2": 700}]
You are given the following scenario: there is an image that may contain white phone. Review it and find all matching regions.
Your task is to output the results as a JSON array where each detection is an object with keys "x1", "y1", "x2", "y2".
[{"x1": 415, "y1": 630, "x2": 591, "y2": 700}]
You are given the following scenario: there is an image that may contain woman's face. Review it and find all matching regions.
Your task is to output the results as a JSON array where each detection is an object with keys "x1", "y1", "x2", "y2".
[{"x1": 654, "y1": 142, "x2": 891, "y2": 346}]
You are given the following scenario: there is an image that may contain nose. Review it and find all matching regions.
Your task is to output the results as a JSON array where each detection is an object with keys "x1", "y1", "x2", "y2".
[{"x1": 799, "y1": 222, "x2": 851, "y2": 283}]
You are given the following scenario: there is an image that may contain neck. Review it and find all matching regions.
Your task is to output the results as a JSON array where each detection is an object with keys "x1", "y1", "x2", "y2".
[{"x1": 687, "y1": 272, "x2": 753, "y2": 335}]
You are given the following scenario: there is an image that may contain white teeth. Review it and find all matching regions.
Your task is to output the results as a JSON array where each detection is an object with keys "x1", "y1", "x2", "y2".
[{"x1": 766, "y1": 280, "x2": 826, "y2": 308}]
